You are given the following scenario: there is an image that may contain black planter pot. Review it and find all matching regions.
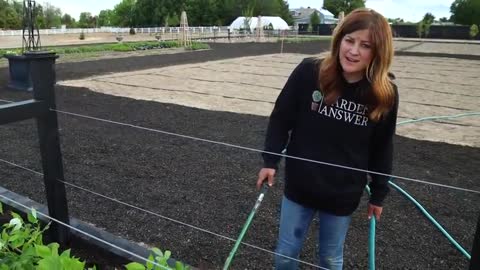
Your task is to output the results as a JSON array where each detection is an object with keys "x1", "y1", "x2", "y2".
[
  {"x1": 4, "y1": 51, "x2": 58, "y2": 92},
  {"x1": 4, "y1": 54, "x2": 33, "y2": 91}
]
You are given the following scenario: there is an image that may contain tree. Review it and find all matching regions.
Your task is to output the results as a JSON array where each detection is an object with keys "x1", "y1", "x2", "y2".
[
  {"x1": 253, "y1": 0, "x2": 281, "y2": 17},
  {"x1": 310, "y1": 11, "x2": 320, "y2": 30},
  {"x1": 419, "y1": 12, "x2": 434, "y2": 37},
  {"x1": 416, "y1": 21, "x2": 424, "y2": 38},
  {"x1": 78, "y1": 12, "x2": 93, "y2": 28},
  {"x1": 34, "y1": 4, "x2": 46, "y2": 29},
  {"x1": 423, "y1": 21, "x2": 431, "y2": 37},
  {"x1": 98, "y1": 9, "x2": 114, "y2": 26},
  {"x1": 134, "y1": 0, "x2": 163, "y2": 27},
  {"x1": 61, "y1": 14, "x2": 76, "y2": 28},
  {"x1": 215, "y1": 0, "x2": 237, "y2": 26},
  {"x1": 450, "y1": 0, "x2": 480, "y2": 25},
  {"x1": 323, "y1": 0, "x2": 366, "y2": 17},
  {"x1": 43, "y1": 2, "x2": 62, "y2": 28},
  {"x1": 185, "y1": 0, "x2": 220, "y2": 26},
  {"x1": 11, "y1": 0, "x2": 23, "y2": 17},
  {"x1": 388, "y1": 18, "x2": 404, "y2": 24},
  {"x1": 0, "y1": 0, "x2": 21, "y2": 30},
  {"x1": 439, "y1": 17, "x2": 449, "y2": 22},
  {"x1": 133, "y1": 0, "x2": 187, "y2": 27},
  {"x1": 0, "y1": 1, "x2": 69, "y2": 30},
  {"x1": 422, "y1": 12, "x2": 435, "y2": 25},
  {"x1": 242, "y1": 3, "x2": 254, "y2": 31},
  {"x1": 277, "y1": 0, "x2": 293, "y2": 25},
  {"x1": 112, "y1": 0, "x2": 136, "y2": 27},
  {"x1": 165, "y1": 13, "x2": 180, "y2": 26}
]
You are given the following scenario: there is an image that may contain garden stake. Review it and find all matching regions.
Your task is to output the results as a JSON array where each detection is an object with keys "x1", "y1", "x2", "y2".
[{"x1": 223, "y1": 183, "x2": 270, "y2": 270}]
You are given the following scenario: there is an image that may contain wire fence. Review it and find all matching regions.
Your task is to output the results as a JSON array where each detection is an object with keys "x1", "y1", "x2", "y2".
[
  {"x1": 0, "y1": 107, "x2": 478, "y2": 268},
  {"x1": 2, "y1": 93, "x2": 479, "y2": 267},
  {"x1": 0, "y1": 157, "x2": 326, "y2": 269}
]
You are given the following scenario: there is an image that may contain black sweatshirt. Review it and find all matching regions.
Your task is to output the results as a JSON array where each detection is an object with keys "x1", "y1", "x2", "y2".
[{"x1": 263, "y1": 58, "x2": 399, "y2": 216}]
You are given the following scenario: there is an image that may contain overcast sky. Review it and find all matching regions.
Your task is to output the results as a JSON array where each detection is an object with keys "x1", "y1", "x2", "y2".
[{"x1": 42, "y1": 0, "x2": 453, "y2": 23}]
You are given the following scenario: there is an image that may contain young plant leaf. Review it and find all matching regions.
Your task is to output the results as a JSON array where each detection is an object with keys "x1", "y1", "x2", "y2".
[
  {"x1": 10, "y1": 212, "x2": 24, "y2": 223},
  {"x1": 9, "y1": 218, "x2": 22, "y2": 231},
  {"x1": 125, "y1": 262, "x2": 146, "y2": 270},
  {"x1": 60, "y1": 248, "x2": 71, "y2": 258},
  {"x1": 147, "y1": 254, "x2": 155, "y2": 270},
  {"x1": 164, "y1": 250, "x2": 171, "y2": 260},
  {"x1": 37, "y1": 255, "x2": 62, "y2": 270},
  {"x1": 48, "y1": 242, "x2": 60, "y2": 256},
  {"x1": 60, "y1": 256, "x2": 85, "y2": 270},
  {"x1": 35, "y1": 244, "x2": 52, "y2": 258},
  {"x1": 152, "y1": 247, "x2": 163, "y2": 257},
  {"x1": 175, "y1": 261, "x2": 185, "y2": 270},
  {"x1": 27, "y1": 209, "x2": 38, "y2": 224}
]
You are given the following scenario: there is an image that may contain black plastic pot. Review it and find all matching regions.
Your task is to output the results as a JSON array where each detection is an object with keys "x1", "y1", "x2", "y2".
[
  {"x1": 4, "y1": 54, "x2": 33, "y2": 91},
  {"x1": 4, "y1": 51, "x2": 58, "y2": 92}
]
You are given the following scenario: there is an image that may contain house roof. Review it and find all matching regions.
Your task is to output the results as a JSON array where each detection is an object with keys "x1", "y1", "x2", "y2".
[
  {"x1": 290, "y1": 7, "x2": 335, "y2": 19},
  {"x1": 319, "y1": 8, "x2": 334, "y2": 17}
]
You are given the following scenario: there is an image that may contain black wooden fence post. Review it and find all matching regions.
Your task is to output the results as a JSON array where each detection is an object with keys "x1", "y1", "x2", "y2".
[
  {"x1": 470, "y1": 214, "x2": 479, "y2": 270},
  {"x1": 27, "y1": 51, "x2": 70, "y2": 245}
]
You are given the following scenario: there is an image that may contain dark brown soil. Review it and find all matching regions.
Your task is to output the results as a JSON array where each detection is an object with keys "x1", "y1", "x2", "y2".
[{"x1": 0, "y1": 41, "x2": 479, "y2": 269}]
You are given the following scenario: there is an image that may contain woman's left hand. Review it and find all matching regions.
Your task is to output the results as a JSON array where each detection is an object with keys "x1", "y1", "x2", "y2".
[{"x1": 367, "y1": 204, "x2": 383, "y2": 221}]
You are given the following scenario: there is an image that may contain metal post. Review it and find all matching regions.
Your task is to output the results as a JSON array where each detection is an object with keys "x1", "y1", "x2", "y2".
[
  {"x1": 470, "y1": 214, "x2": 480, "y2": 270},
  {"x1": 27, "y1": 51, "x2": 70, "y2": 245}
]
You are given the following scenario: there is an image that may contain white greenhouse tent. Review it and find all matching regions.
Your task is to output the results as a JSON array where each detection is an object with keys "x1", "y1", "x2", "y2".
[{"x1": 229, "y1": 16, "x2": 290, "y2": 30}]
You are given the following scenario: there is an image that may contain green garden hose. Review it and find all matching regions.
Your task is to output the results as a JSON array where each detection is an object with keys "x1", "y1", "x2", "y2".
[
  {"x1": 365, "y1": 185, "x2": 376, "y2": 270},
  {"x1": 369, "y1": 214, "x2": 376, "y2": 269},
  {"x1": 224, "y1": 112, "x2": 479, "y2": 269},
  {"x1": 389, "y1": 180, "x2": 471, "y2": 259},
  {"x1": 367, "y1": 111, "x2": 479, "y2": 269},
  {"x1": 223, "y1": 183, "x2": 269, "y2": 270},
  {"x1": 397, "y1": 112, "x2": 480, "y2": 127}
]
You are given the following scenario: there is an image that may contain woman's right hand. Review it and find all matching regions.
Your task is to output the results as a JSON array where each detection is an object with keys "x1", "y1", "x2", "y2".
[{"x1": 256, "y1": 168, "x2": 276, "y2": 190}]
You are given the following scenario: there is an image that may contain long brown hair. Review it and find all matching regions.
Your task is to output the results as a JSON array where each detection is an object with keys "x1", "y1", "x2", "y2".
[{"x1": 319, "y1": 8, "x2": 395, "y2": 121}]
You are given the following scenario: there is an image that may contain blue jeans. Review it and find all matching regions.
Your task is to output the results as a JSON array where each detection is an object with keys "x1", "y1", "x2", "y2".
[{"x1": 275, "y1": 196, "x2": 352, "y2": 270}]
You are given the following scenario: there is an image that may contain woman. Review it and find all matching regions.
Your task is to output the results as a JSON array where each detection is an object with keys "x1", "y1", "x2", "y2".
[{"x1": 256, "y1": 8, "x2": 399, "y2": 270}]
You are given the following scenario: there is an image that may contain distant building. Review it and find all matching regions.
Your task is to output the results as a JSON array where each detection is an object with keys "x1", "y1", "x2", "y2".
[
  {"x1": 290, "y1": 7, "x2": 338, "y2": 28},
  {"x1": 229, "y1": 16, "x2": 290, "y2": 30}
]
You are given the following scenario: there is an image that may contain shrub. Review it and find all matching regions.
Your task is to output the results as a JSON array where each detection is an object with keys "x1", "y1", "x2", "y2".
[
  {"x1": 1, "y1": 49, "x2": 22, "y2": 56},
  {"x1": 185, "y1": 42, "x2": 210, "y2": 50},
  {"x1": 129, "y1": 27, "x2": 136, "y2": 35},
  {"x1": 0, "y1": 202, "x2": 94, "y2": 269},
  {"x1": 416, "y1": 22, "x2": 424, "y2": 38},
  {"x1": 1, "y1": 202, "x2": 189, "y2": 270},
  {"x1": 423, "y1": 22, "x2": 431, "y2": 38},
  {"x1": 79, "y1": 32, "x2": 85, "y2": 40},
  {"x1": 113, "y1": 44, "x2": 135, "y2": 52},
  {"x1": 470, "y1": 24, "x2": 479, "y2": 39}
]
